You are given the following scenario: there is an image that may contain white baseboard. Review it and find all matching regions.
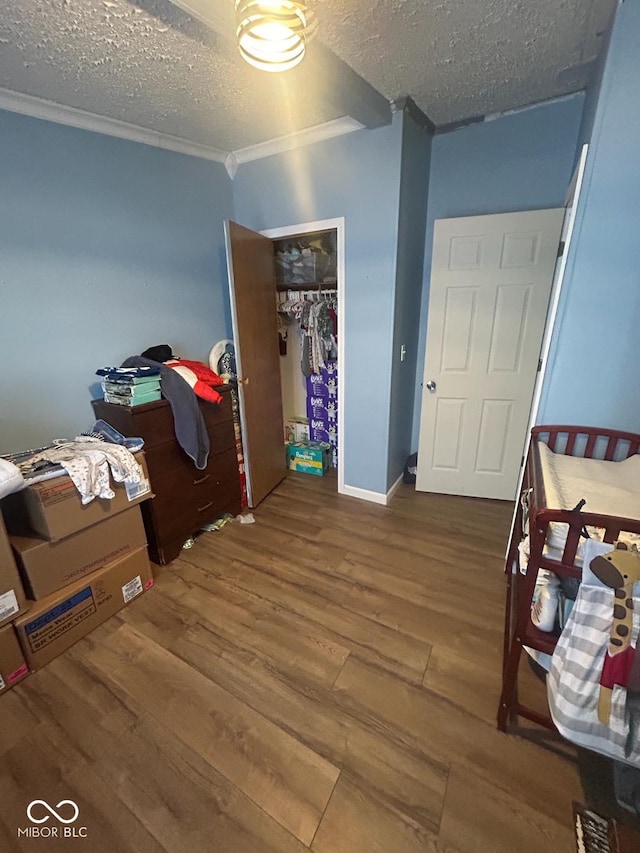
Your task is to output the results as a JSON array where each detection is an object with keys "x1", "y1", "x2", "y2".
[
  {"x1": 386, "y1": 473, "x2": 404, "y2": 503},
  {"x1": 340, "y1": 484, "x2": 387, "y2": 505},
  {"x1": 340, "y1": 473, "x2": 404, "y2": 506}
]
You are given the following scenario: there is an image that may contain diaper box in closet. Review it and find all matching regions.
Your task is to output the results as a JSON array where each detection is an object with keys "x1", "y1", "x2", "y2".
[{"x1": 286, "y1": 441, "x2": 332, "y2": 476}]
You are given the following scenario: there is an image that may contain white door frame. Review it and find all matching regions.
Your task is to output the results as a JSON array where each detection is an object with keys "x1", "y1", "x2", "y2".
[
  {"x1": 505, "y1": 143, "x2": 589, "y2": 555},
  {"x1": 260, "y1": 217, "x2": 346, "y2": 496}
]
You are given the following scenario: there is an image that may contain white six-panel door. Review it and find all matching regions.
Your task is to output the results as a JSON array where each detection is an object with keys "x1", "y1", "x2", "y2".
[{"x1": 416, "y1": 209, "x2": 564, "y2": 500}]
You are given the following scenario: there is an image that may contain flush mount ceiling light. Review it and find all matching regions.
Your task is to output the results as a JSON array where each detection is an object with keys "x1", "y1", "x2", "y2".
[{"x1": 235, "y1": 0, "x2": 318, "y2": 73}]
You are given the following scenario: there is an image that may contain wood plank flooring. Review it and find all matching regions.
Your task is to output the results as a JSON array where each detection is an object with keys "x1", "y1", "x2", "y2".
[{"x1": 0, "y1": 472, "x2": 584, "y2": 852}]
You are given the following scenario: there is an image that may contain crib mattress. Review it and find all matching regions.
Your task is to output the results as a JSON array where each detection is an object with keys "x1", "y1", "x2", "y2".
[
  {"x1": 538, "y1": 442, "x2": 640, "y2": 518},
  {"x1": 537, "y1": 444, "x2": 640, "y2": 557}
]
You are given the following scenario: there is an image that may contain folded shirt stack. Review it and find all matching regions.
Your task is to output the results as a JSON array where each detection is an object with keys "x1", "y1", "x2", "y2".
[{"x1": 96, "y1": 366, "x2": 162, "y2": 407}]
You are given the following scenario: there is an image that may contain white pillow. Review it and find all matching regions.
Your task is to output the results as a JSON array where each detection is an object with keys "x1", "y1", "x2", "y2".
[{"x1": 0, "y1": 459, "x2": 24, "y2": 499}]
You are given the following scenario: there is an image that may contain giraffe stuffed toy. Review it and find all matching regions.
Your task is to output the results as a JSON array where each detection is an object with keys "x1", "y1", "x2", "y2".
[{"x1": 590, "y1": 542, "x2": 640, "y2": 733}]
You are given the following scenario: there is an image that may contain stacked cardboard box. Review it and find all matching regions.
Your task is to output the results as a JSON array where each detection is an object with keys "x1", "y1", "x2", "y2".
[
  {"x1": 1, "y1": 454, "x2": 155, "y2": 674},
  {"x1": 0, "y1": 513, "x2": 29, "y2": 695},
  {"x1": 306, "y1": 361, "x2": 338, "y2": 468}
]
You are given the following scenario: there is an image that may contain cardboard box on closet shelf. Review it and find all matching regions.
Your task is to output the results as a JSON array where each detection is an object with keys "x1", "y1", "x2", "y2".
[
  {"x1": 10, "y1": 506, "x2": 147, "y2": 600},
  {"x1": 286, "y1": 441, "x2": 332, "y2": 476},
  {"x1": 284, "y1": 418, "x2": 310, "y2": 444},
  {"x1": 14, "y1": 546, "x2": 154, "y2": 671},
  {"x1": 1, "y1": 453, "x2": 152, "y2": 542},
  {"x1": 0, "y1": 623, "x2": 29, "y2": 695},
  {"x1": 0, "y1": 512, "x2": 27, "y2": 628}
]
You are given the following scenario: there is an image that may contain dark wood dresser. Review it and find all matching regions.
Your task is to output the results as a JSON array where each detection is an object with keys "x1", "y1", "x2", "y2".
[{"x1": 92, "y1": 386, "x2": 241, "y2": 565}]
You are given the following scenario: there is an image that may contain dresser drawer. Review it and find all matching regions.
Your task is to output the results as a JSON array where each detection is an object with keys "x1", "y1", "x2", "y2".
[
  {"x1": 149, "y1": 449, "x2": 240, "y2": 542},
  {"x1": 92, "y1": 388, "x2": 234, "y2": 450},
  {"x1": 144, "y1": 420, "x2": 236, "y2": 477},
  {"x1": 94, "y1": 385, "x2": 240, "y2": 564}
]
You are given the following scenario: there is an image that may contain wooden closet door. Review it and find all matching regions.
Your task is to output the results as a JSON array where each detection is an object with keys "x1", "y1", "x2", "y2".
[{"x1": 224, "y1": 220, "x2": 286, "y2": 507}]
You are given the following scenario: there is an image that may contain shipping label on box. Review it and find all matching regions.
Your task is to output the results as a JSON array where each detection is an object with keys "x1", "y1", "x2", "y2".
[{"x1": 0, "y1": 590, "x2": 20, "y2": 624}]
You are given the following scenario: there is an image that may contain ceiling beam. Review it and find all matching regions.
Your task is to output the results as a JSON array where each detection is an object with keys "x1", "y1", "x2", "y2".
[
  {"x1": 165, "y1": 0, "x2": 235, "y2": 34},
  {"x1": 296, "y1": 41, "x2": 392, "y2": 130},
  {"x1": 164, "y1": 0, "x2": 392, "y2": 130}
]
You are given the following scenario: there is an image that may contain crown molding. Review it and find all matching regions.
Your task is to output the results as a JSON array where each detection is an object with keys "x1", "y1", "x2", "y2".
[
  {"x1": 0, "y1": 87, "x2": 369, "y2": 172},
  {"x1": 233, "y1": 116, "x2": 364, "y2": 166},
  {"x1": 0, "y1": 87, "x2": 227, "y2": 163}
]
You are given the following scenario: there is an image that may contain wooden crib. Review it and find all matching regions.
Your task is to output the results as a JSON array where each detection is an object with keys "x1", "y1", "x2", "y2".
[{"x1": 498, "y1": 424, "x2": 640, "y2": 732}]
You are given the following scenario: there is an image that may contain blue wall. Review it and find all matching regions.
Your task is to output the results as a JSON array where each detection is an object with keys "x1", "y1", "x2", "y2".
[
  {"x1": 387, "y1": 112, "x2": 432, "y2": 488},
  {"x1": 576, "y1": 22, "x2": 612, "y2": 152},
  {"x1": 411, "y1": 94, "x2": 585, "y2": 447},
  {"x1": 538, "y1": 0, "x2": 640, "y2": 431},
  {"x1": 0, "y1": 110, "x2": 234, "y2": 454},
  {"x1": 233, "y1": 118, "x2": 403, "y2": 494}
]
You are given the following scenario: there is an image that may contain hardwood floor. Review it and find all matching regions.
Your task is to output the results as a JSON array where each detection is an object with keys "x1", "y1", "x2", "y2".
[{"x1": 0, "y1": 472, "x2": 583, "y2": 852}]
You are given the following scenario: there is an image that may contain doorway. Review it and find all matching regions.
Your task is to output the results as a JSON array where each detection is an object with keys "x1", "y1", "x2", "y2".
[
  {"x1": 225, "y1": 217, "x2": 346, "y2": 506},
  {"x1": 261, "y1": 218, "x2": 346, "y2": 496},
  {"x1": 416, "y1": 207, "x2": 564, "y2": 500}
]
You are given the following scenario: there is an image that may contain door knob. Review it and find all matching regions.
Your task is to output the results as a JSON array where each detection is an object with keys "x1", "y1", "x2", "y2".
[{"x1": 426, "y1": 380, "x2": 437, "y2": 393}]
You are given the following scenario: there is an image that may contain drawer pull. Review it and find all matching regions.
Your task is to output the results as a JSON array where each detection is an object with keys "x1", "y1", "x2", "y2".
[
  {"x1": 193, "y1": 474, "x2": 210, "y2": 485},
  {"x1": 197, "y1": 501, "x2": 214, "y2": 513}
]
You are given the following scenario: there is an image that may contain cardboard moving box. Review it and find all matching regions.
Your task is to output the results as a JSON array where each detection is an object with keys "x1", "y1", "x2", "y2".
[
  {"x1": 0, "y1": 512, "x2": 27, "y2": 628},
  {"x1": 0, "y1": 623, "x2": 29, "y2": 694},
  {"x1": 10, "y1": 506, "x2": 147, "y2": 600},
  {"x1": 14, "y1": 546, "x2": 154, "y2": 670},
  {"x1": 2, "y1": 453, "x2": 151, "y2": 541}
]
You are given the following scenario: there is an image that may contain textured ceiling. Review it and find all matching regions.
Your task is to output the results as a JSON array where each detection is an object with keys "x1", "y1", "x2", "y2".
[
  {"x1": 0, "y1": 0, "x2": 342, "y2": 150},
  {"x1": 317, "y1": 0, "x2": 617, "y2": 127},
  {"x1": 0, "y1": 0, "x2": 617, "y2": 152}
]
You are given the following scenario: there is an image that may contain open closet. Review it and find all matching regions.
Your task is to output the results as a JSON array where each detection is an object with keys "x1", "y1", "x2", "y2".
[
  {"x1": 272, "y1": 228, "x2": 339, "y2": 474},
  {"x1": 224, "y1": 219, "x2": 343, "y2": 508}
]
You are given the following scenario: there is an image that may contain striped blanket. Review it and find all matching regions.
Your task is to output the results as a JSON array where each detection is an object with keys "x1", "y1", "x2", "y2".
[{"x1": 547, "y1": 539, "x2": 640, "y2": 765}]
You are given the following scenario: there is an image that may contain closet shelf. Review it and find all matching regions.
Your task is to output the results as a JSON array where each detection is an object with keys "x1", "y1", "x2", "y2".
[{"x1": 276, "y1": 282, "x2": 337, "y2": 292}]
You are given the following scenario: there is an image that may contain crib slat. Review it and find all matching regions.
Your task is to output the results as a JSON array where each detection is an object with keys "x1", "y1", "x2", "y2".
[
  {"x1": 605, "y1": 436, "x2": 616, "y2": 461},
  {"x1": 547, "y1": 431, "x2": 557, "y2": 452},
  {"x1": 585, "y1": 433, "x2": 597, "y2": 458},
  {"x1": 565, "y1": 433, "x2": 577, "y2": 456}
]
